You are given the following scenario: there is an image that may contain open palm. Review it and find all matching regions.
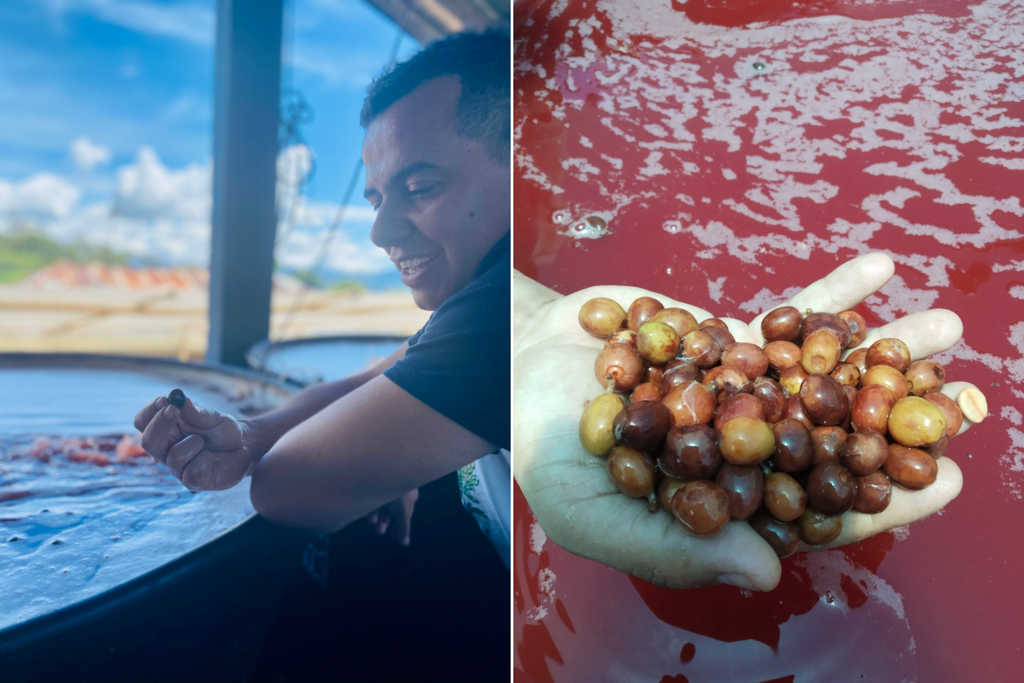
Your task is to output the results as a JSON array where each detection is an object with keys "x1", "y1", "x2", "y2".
[{"x1": 514, "y1": 253, "x2": 975, "y2": 591}]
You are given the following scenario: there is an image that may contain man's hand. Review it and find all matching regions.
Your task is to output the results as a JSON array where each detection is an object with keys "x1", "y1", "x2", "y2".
[
  {"x1": 514, "y1": 253, "x2": 976, "y2": 592},
  {"x1": 133, "y1": 395, "x2": 264, "y2": 492},
  {"x1": 364, "y1": 489, "x2": 419, "y2": 546}
]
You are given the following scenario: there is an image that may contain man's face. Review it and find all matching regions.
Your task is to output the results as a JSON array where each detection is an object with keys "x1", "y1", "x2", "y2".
[{"x1": 362, "y1": 76, "x2": 510, "y2": 311}]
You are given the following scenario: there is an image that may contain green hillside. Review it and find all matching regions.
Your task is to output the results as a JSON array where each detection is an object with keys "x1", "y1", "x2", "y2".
[{"x1": 0, "y1": 226, "x2": 136, "y2": 283}]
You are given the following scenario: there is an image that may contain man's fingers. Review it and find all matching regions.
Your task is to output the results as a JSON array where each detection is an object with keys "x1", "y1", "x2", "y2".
[
  {"x1": 166, "y1": 434, "x2": 206, "y2": 480},
  {"x1": 140, "y1": 405, "x2": 181, "y2": 463},
  {"x1": 845, "y1": 309, "x2": 963, "y2": 361},
  {"x1": 134, "y1": 396, "x2": 169, "y2": 434},
  {"x1": 800, "y1": 456, "x2": 963, "y2": 552},
  {"x1": 366, "y1": 511, "x2": 379, "y2": 526},
  {"x1": 758, "y1": 254, "x2": 896, "y2": 328},
  {"x1": 178, "y1": 397, "x2": 221, "y2": 430},
  {"x1": 387, "y1": 507, "x2": 413, "y2": 546}
]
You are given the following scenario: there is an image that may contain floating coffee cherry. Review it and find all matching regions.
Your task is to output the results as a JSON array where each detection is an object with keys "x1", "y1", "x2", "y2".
[
  {"x1": 715, "y1": 462, "x2": 764, "y2": 520},
  {"x1": 662, "y1": 424, "x2": 722, "y2": 480},
  {"x1": 838, "y1": 310, "x2": 867, "y2": 347},
  {"x1": 637, "y1": 321, "x2": 680, "y2": 364},
  {"x1": 651, "y1": 307, "x2": 700, "y2": 338},
  {"x1": 750, "y1": 509, "x2": 800, "y2": 557},
  {"x1": 761, "y1": 306, "x2": 802, "y2": 343},
  {"x1": 168, "y1": 388, "x2": 186, "y2": 409},
  {"x1": 853, "y1": 470, "x2": 892, "y2": 514},
  {"x1": 867, "y1": 338, "x2": 911, "y2": 374},
  {"x1": 797, "y1": 508, "x2": 843, "y2": 546},
  {"x1": 613, "y1": 401, "x2": 674, "y2": 453},
  {"x1": 579, "y1": 393, "x2": 625, "y2": 456},
  {"x1": 628, "y1": 297, "x2": 664, "y2": 331},
  {"x1": 594, "y1": 344, "x2": 644, "y2": 391},
  {"x1": 764, "y1": 472, "x2": 806, "y2": 522},
  {"x1": 905, "y1": 360, "x2": 945, "y2": 396},
  {"x1": 608, "y1": 446, "x2": 657, "y2": 511},
  {"x1": 579, "y1": 297, "x2": 627, "y2": 338},
  {"x1": 672, "y1": 480, "x2": 730, "y2": 535}
]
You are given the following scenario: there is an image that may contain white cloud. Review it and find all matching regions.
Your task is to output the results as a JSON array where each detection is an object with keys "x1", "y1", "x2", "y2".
[
  {"x1": 113, "y1": 146, "x2": 211, "y2": 221},
  {"x1": 70, "y1": 136, "x2": 111, "y2": 171},
  {"x1": 0, "y1": 172, "x2": 81, "y2": 217},
  {"x1": 42, "y1": 0, "x2": 215, "y2": 46}
]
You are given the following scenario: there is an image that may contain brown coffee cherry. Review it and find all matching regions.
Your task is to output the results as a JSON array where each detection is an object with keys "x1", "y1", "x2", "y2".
[
  {"x1": 838, "y1": 310, "x2": 868, "y2": 347},
  {"x1": 831, "y1": 362, "x2": 861, "y2": 388},
  {"x1": 672, "y1": 480, "x2": 731, "y2": 535},
  {"x1": 579, "y1": 393, "x2": 626, "y2": 456},
  {"x1": 905, "y1": 360, "x2": 946, "y2": 397},
  {"x1": 888, "y1": 396, "x2": 946, "y2": 447},
  {"x1": 846, "y1": 347, "x2": 869, "y2": 375},
  {"x1": 680, "y1": 330, "x2": 722, "y2": 369},
  {"x1": 764, "y1": 341, "x2": 802, "y2": 373},
  {"x1": 884, "y1": 444, "x2": 938, "y2": 490},
  {"x1": 660, "y1": 359, "x2": 703, "y2": 393},
  {"x1": 627, "y1": 296, "x2": 664, "y2": 331},
  {"x1": 799, "y1": 374, "x2": 849, "y2": 426},
  {"x1": 801, "y1": 312, "x2": 852, "y2": 349},
  {"x1": 613, "y1": 401, "x2": 674, "y2": 453},
  {"x1": 867, "y1": 338, "x2": 911, "y2": 373},
  {"x1": 862, "y1": 364, "x2": 909, "y2": 400},
  {"x1": 842, "y1": 384, "x2": 858, "y2": 412},
  {"x1": 644, "y1": 363, "x2": 665, "y2": 386},
  {"x1": 778, "y1": 365, "x2": 809, "y2": 397},
  {"x1": 715, "y1": 463, "x2": 764, "y2": 521},
  {"x1": 662, "y1": 381, "x2": 717, "y2": 426},
  {"x1": 764, "y1": 472, "x2": 807, "y2": 522},
  {"x1": 923, "y1": 391, "x2": 964, "y2": 437},
  {"x1": 851, "y1": 384, "x2": 896, "y2": 434},
  {"x1": 579, "y1": 297, "x2": 627, "y2": 338},
  {"x1": 782, "y1": 395, "x2": 816, "y2": 430},
  {"x1": 605, "y1": 328, "x2": 638, "y2": 348},
  {"x1": 637, "y1": 321, "x2": 680, "y2": 364},
  {"x1": 924, "y1": 433, "x2": 949, "y2": 459},
  {"x1": 703, "y1": 326, "x2": 737, "y2": 350},
  {"x1": 631, "y1": 382, "x2": 664, "y2": 403},
  {"x1": 761, "y1": 306, "x2": 803, "y2": 342},
  {"x1": 699, "y1": 318, "x2": 730, "y2": 330},
  {"x1": 839, "y1": 429, "x2": 889, "y2": 476},
  {"x1": 718, "y1": 416, "x2": 775, "y2": 465},
  {"x1": 853, "y1": 471, "x2": 892, "y2": 514},
  {"x1": 703, "y1": 366, "x2": 753, "y2": 403},
  {"x1": 752, "y1": 377, "x2": 787, "y2": 423},
  {"x1": 594, "y1": 344, "x2": 644, "y2": 391},
  {"x1": 608, "y1": 446, "x2": 657, "y2": 501},
  {"x1": 806, "y1": 462, "x2": 856, "y2": 515},
  {"x1": 802, "y1": 329, "x2": 843, "y2": 375},
  {"x1": 720, "y1": 342, "x2": 770, "y2": 380},
  {"x1": 662, "y1": 424, "x2": 722, "y2": 480},
  {"x1": 658, "y1": 477, "x2": 686, "y2": 515},
  {"x1": 168, "y1": 388, "x2": 186, "y2": 409},
  {"x1": 713, "y1": 393, "x2": 766, "y2": 432},
  {"x1": 811, "y1": 426, "x2": 848, "y2": 467},
  {"x1": 651, "y1": 307, "x2": 700, "y2": 338},
  {"x1": 797, "y1": 509, "x2": 843, "y2": 546},
  {"x1": 771, "y1": 419, "x2": 814, "y2": 473},
  {"x1": 750, "y1": 509, "x2": 800, "y2": 557}
]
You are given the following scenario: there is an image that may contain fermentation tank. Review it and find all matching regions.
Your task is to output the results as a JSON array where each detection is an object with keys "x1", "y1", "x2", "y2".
[
  {"x1": 513, "y1": 0, "x2": 1024, "y2": 679},
  {"x1": 0, "y1": 354, "x2": 307, "y2": 683}
]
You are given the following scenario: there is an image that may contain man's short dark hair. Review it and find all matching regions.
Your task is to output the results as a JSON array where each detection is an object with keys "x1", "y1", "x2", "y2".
[{"x1": 361, "y1": 29, "x2": 510, "y2": 165}]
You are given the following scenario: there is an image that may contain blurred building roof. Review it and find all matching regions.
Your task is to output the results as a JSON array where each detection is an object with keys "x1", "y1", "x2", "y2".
[
  {"x1": 365, "y1": 0, "x2": 508, "y2": 43},
  {"x1": 21, "y1": 261, "x2": 303, "y2": 293}
]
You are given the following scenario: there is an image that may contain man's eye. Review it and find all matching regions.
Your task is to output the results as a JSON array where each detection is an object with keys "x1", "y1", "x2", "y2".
[{"x1": 409, "y1": 184, "x2": 436, "y2": 196}]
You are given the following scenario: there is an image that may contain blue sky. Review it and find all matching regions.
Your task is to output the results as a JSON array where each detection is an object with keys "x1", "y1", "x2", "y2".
[{"x1": 0, "y1": 0, "x2": 420, "y2": 286}]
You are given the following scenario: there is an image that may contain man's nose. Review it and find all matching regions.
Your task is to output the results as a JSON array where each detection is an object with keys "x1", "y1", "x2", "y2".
[{"x1": 369, "y1": 201, "x2": 414, "y2": 249}]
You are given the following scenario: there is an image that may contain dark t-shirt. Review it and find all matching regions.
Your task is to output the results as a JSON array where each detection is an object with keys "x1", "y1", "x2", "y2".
[{"x1": 383, "y1": 234, "x2": 510, "y2": 450}]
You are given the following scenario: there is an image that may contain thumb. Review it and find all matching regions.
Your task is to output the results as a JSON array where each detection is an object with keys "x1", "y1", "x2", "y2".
[{"x1": 699, "y1": 521, "x2": 783, "y2": 592}]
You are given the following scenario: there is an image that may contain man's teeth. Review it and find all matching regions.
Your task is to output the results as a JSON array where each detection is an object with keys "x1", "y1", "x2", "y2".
[{"x1": 399, "y1": 255, "x2": 434, "y2": 269}]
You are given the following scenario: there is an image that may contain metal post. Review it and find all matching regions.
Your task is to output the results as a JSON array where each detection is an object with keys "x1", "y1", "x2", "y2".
[{"x1": 207, "y1": 0, "x2": 283, "y2": 366}]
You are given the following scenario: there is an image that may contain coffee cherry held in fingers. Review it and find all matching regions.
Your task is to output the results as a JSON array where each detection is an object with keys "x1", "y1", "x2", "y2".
[
  {"x1": 680, "y1": 330, "x2": 722, "y2": 369},
  {"x1": 764, "y1": 472, "x2": 807, "y2": 522},
  {"x1": 594, "y1": 344, "x2": 644, "y2": 391},
  {"x1": 627, "y1": 297, "x2": 664, "y2": 331},
  {"x1": 884, "y1": 443, "x2": 938, "y2": 490},
  {"x1": 662, "y1": 424, "x2": 722, "y2": 480},
  {"x1": 607, "y1": 446, "x2": 657, "y2": 499},
  {"x1": 800, "y1": 312, "x2": 852, "y2": 349},
  {"x1": 797, "y1": 509, "x2": 843, "y2": 546},
  {"x1": 651, "y1": 307, "x2": 700, "y2": 338},
  {"x1": 771, "y1": 419, "x2": 814, "y2": 473},
  {"x1": 853, "y1": 470, "x2": 892, "y2": 514},
  {"x1": 838, "y1": 310, "x2": 868, "y2": 347},
  {"x1": 801, "y1": 329, "x2": 842, "y2": 375},
  {"x1": 761, "y1": 306, "x2": 803, "y2": 342},
  {"x1": 613, "y1": 401, "x2": 674, "y2": 453},
  {"x1": 579, "y1": 298, "x2": 627, "y2": 338},
  {"x1": 718, "y1": 416, "x2": 775, "y2": 465},
  {"x1": 799, "y1": 374, "x2": 849, "y2": 426},
  {"x1": 672, "y1": 480, "x2": 731, "y2": 535},
  {"x1": 923, "y1": 391, "x2": 963, "y2": 437},
  {"x1": 867, "y1": 338, "x2": 912, "y2": 374},
  {"x1": 905, "y1": 360, "x2": 945, "y2": 396},
  {"x1": 750, "y1": 509, "x2": 800, "y2": 557},
  {"x1": 637, "y1": 321, "x2": 680, "y2": 364},
  {"x1": 806, "y1": 462, "x2": 856, "y2": 516},
  {"x1": 579, "y1": 393, "x2": 626, "y2": 456},
  {"x1": 662, "y1": 381, "x2": 717, "y2": 426},
  {"x1": 888, "y1": 396, "x2": 947, "y2": 448},
  {"x1": 715, "y1": 463, "x2": 764, "y2": 520}
]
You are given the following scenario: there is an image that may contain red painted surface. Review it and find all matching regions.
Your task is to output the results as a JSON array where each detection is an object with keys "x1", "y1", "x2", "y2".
[{"x1": 513, "y1": 0, "x2": 1024, "y2": 680}]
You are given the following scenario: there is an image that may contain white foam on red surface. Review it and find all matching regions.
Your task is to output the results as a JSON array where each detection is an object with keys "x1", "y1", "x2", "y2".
[{"x1": 795, "y1": 549, "x2": 909, "y2": 627}]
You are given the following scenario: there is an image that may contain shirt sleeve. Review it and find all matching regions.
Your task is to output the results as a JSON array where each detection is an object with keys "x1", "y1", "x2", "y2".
[{"x1": 382, "y1": 257, "x2": 510, "y2": 450}]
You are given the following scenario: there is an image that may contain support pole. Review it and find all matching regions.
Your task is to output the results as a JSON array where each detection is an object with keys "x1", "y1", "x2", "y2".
[{"x1": 207, "y1": 0, "x2": 283, "y2": 366}]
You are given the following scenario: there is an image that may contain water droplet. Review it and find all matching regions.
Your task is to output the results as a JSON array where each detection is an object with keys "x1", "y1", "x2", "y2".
[
  {"x1": 552, "y1": 210, "x2": 571, "y2": 224},
  {"x1": 825, "y1": 590, "x2": 834, "y2": 604},
  {"x1": 50, "y1": 539, "x2": 64, "y2": 546},
  {"x1": 561, "y1": 215, "x2": 609, "y2": 239},
  {"x1": 663, "y1": 220, "x2": 683, "y2": 235},
  {"x1": 753, "y1": 62, "x2": 766, "y2": 71},
  {"x1": 666, "y1": 267, "x2": 673, "y2": 275}
]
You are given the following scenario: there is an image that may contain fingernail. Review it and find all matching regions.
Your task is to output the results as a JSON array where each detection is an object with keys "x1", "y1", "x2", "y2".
[{"x1": 717, "y1": 573, "x2": 756, "y2": 590}]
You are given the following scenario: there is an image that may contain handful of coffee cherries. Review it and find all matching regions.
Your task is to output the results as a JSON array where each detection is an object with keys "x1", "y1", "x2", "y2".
[{"x1": 577, "y1": 296, "x2": 987, "y2": 557}]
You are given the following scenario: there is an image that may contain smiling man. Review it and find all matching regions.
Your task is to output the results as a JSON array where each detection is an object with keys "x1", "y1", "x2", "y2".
[{"x1": 132, "y1": 30, "x2": 510, "y2": 561}]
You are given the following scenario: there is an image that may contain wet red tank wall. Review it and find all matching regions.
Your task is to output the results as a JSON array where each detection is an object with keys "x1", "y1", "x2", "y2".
[{"x1": 513, "y1": 0, "x2": 1024, "y2": 679}]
